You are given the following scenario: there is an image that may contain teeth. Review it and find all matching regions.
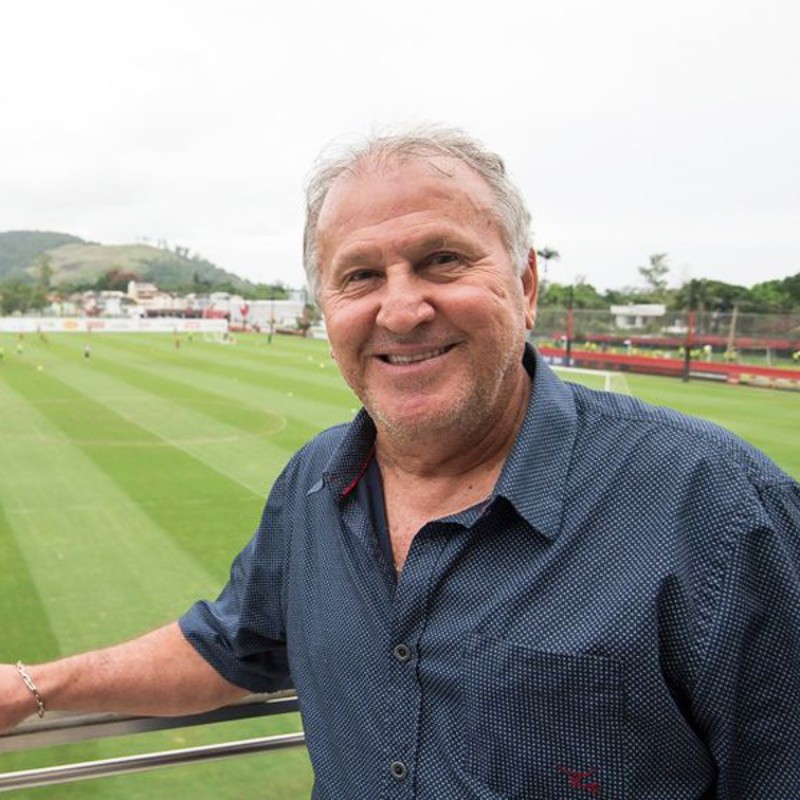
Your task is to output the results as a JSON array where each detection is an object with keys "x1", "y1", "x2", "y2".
[{"x1": 385, "y1": 347, "x2": 447, "y2": 365}]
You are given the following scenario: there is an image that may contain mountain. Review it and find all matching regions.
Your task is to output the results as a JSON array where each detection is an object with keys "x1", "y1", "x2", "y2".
[
  {"x1": 0, "y1": 231, "x2": 254, "y2": 291},
  {"x1": 0, "y1": 231, "x2": 88, "y2": 278}
]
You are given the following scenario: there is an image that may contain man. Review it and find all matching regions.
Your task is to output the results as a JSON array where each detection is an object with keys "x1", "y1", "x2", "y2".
[{"x1": 2, "y1": 127, "x2": 799, "y2": 798}]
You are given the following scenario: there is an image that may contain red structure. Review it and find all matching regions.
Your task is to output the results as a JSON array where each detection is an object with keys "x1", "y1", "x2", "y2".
[{"x1": 539, "y1": 346, "x2": 800, "y2": 390}]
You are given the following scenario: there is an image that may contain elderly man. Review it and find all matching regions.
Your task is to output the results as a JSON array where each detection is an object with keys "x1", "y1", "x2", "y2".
[{"x1": 2, "y1": 127, "x2": 799, "y2": 799}]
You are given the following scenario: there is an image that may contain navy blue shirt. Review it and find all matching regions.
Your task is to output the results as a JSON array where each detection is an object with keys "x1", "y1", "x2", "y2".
[{"x1": 180, "y1": 346, "x2": 800, "y2": 799}]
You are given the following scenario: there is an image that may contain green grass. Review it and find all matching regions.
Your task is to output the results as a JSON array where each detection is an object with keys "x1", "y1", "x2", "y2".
[
  {"x1": 0, "y1": 333, "x2": 797, "y2": 798},
  {"x1": 0, "y1": 333, "x2": 347, "y2": 799},
  {"x1": 554, "y1": 368, "x2": 799, "y2": 480},
  {"x1": 625, "y1": 372, "x2": 800, "y2": 480}
]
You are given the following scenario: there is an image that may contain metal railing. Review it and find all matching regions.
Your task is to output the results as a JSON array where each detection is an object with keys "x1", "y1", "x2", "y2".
[{"x1": 0, "y1": 692, "x2": 304, "y2": 793}]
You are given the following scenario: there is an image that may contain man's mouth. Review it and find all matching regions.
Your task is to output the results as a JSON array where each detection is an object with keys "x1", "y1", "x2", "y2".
[{"x1": 380, "y1": 345, "x2": 453, "y2": 365}]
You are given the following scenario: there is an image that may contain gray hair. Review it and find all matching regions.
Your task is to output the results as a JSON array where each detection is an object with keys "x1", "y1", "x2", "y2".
[{"x1": 302, "y1": 125, "x2": 532, "y2": 299}]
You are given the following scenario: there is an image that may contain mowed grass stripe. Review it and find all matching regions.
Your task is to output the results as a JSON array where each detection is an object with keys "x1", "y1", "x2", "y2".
[
  {"x1": 100, "y1": 329, "x2": 337, "y2": 382},
  {"x1": 0, "y1": 376, "x2": 219, "y2": 656},
  {"x1": 109, "y1": 331, "x2": 354, "y2": 404},
  {"x1": 87, "y1": 329, "x2": 326, "y2": 378},
  {"x1": 39, "y1": 346, "x2": 295, "y2": 497},
  {"x1": 0, "y1": 502, "x2": 60, "y2": 661},
  {"x1": 97, "y1": 333, "x2": 357, "y2": 415},
  {"x1": 75, "y1": 340, "x2": 341, "y2": 461},
  {"x1": 1, "y1": 360, "x2": 261, "y2": 587},
  {"x1": 50, "y1": 334, "x2": 356, "y2": 459},
  {"x1": 0, "y1": 343, "x2": 318, "y2": 800},
  {"x1": 0, "y1": 366, "x2": 312, "y2": 798}
]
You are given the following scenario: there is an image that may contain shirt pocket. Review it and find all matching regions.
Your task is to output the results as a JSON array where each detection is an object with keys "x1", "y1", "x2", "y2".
[{"x1": 460, "y1": 634, "x2": 627, "y2": 799}]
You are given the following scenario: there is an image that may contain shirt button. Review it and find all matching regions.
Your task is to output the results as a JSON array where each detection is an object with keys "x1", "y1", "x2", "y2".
[
  {"x1": 393, "y1": 643, "x2": 412, "y2": 662},
  {"x1": 390, "y1": 760, "x2": 408, "y2": 780}
]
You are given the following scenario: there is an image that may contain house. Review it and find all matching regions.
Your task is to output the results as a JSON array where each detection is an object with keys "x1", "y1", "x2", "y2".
[{"x1": 610, "y1": 304, "x2": 666, "y2": 330}]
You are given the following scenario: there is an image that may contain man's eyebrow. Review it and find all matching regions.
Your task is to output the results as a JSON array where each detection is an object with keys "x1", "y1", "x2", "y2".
[
  {"x1": 398, "y1": 227, "x2": 473, "y2": 256},
  {"x1": 409, "y1": 234, "x2": 452, "y2": 253},
  {"x1": 331, "y1": 228, "x2": 474, "y2": 272},
  {"x1": 404, "y1": 231, "x2": 483, "y2": 261},
  {"x1": 332, "y1": 244, "x2": 382, "y2": 271}
]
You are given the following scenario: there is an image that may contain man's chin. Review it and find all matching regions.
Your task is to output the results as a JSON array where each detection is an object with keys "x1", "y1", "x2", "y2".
[{"x1": 368, "y1": 402, "x2": 473, "y2": 443}]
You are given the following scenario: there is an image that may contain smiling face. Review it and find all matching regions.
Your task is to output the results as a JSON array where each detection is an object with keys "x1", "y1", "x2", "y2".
[{"x1": 317, "y1": 155, "x2": 537, "y2": 447}]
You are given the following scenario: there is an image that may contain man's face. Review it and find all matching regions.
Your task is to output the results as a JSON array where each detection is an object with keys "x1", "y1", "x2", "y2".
[{"x1": 316, "y1": 156, "x2": 537, "y2": 443}]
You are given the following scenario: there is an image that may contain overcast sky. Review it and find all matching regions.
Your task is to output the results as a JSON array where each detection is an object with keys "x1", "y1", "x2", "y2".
[{"x1": 2, "y1": 0, "x2": 798, "y2": 293}]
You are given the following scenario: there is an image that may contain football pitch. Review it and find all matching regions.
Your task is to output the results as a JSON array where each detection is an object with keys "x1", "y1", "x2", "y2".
[{"x1": 0, "y1": 332, "x2": 797, "y2": 799}]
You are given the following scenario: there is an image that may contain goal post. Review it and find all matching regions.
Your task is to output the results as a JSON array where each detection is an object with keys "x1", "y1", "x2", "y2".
[{"x1": 552, "y1": 365, "x2": 632, "y2": 395}]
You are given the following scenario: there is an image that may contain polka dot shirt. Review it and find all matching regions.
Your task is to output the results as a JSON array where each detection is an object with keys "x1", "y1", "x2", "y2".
[{"x1": 181, "y1": 345, "x2": 800, "y2": 799}]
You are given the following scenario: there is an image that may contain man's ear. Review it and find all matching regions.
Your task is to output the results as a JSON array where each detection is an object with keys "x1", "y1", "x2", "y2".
[{"x1": 522, "y1": 249, "x2": 539, "y2": 330}]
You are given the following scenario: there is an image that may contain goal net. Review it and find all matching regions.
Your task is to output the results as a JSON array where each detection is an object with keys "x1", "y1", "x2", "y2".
[
  {"x1": 202, "y1": 331, "x2": 232, "y2": 344},
  {"x1": 552, "y1": 366, "x2": 632, "y2": 395}
]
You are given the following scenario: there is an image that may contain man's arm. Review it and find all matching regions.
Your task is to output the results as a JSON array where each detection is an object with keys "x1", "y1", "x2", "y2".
[{"x1": 0, "y1": 622, "x2": 249, "y2": 733}]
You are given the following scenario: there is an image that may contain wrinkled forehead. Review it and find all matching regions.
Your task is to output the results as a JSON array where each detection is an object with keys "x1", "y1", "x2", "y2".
[{"x1": 317, "y1": 153, "x2": 497, "y2": 232}]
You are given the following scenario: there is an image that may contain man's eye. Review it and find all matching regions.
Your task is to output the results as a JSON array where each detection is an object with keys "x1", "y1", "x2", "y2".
[
  {"x1": 426, "y1": 252, "x2": 460, "y2": 267},
  {"x1": 345, "y1": 270, "x2": 377, "y2": 285}
]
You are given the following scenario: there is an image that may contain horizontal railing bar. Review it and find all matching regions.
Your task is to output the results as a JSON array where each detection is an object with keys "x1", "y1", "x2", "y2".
[
  {"x1": 0, "y1": 731, "x2": 306, "y2": 792},
  {"x1": 0, "y1": 693, "x2": 299, "y2": 753}
]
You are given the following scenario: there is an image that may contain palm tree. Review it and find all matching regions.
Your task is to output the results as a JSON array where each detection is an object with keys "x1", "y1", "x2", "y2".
[{"x1": 536, "y1": 247, "x2": 560, "y2": 275}]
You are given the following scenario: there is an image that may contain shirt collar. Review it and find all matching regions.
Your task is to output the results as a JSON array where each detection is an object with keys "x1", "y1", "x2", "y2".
[
  {"x1": 322, "y1": 411, "x2": 378, "y2": 500},
  {"x1": 322, "y1": 343, "x2": 577, "y2": 541},
  {"x1": 494, "y1": 345, "x2": 577, "y2": 540}
]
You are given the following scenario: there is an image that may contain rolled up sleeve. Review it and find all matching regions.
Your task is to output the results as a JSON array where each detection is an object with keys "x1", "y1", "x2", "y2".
[{"x1": 179, "y1": 471, "x2": 293, "y2": 694}]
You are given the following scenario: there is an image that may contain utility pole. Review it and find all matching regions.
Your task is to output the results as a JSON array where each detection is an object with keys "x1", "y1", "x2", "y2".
[
  {"x1": 725, "y1": 304, "x2": 739, "y2": 362},
  {"x1": 683, "y1": 280, "x2": 697, "y2": 382},
  {"x1": 565, "y1": 284, "x2": 574, "y2": 366}
]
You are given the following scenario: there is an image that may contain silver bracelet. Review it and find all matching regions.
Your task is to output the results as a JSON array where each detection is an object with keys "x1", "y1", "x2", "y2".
[{"x1": 15, "y1": 661, "x2": 45, "y2": 719}]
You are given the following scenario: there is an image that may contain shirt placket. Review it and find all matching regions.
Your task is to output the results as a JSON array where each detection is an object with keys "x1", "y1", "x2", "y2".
[{"x1": 382, "y1": 522, "x2": 450, "y2": 799}]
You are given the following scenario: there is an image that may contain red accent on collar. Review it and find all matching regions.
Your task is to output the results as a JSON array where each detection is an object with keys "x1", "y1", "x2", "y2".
[{"x1": 340, "y1": 449, "x2": 375, "y2": 498}]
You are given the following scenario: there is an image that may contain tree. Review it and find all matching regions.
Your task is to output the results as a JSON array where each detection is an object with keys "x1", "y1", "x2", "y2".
[
  {"x1": 536, "y1": 247, "x2": 560, "y2": 275},
  {"x1": 745, "y1": 273, "x2": 800, "y2": 312},
  {"x1": 783, "y1": 272, "x2": 800, "y2": 306},
  {"x1": 672, "y1": 279, "x2": 749, "y2": 312},
  {"x1": 193, "y1": 271, "x2": 212, "y2": 292},
  {"x1": 638, "y1": 253, "x2": 670, "y2": 299},
  {"x1": 0, "y1": 278, "x2": 47, "y2": 314},
  {"x1": 539, "y1": 279, "x2": 604, "y2": 308},
  {"x1": 96, "y1": 268, "x2": 140, "y2": 292},
  {"x1": 35, "y1": 253, "x2": 53, "y2": 290},
  {"x1": 251, "y1": 282, "x2": 290, "y2": 301}
]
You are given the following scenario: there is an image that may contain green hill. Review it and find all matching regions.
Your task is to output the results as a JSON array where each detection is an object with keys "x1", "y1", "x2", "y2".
[
  {"x1": 0, "y1": 231, "x2": 254, "y2": 291},
  {"x1": 0, "y1": 231, "x2": 88, "y2": 277}
]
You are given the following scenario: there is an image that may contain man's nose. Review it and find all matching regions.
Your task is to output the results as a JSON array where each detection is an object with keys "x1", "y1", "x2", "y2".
[{"x1": 375, "y1": 271, "x2": 435, "y2": 334}]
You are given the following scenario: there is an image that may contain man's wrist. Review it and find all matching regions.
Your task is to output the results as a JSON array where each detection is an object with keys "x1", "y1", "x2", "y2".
[{"x1": 15, "y1": 662, "x2": 46, "y2": 719}]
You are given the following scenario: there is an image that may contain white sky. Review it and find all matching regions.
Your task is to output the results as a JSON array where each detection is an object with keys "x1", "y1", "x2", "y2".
[{"x1": 1, "y1": 0, "x2": 798, "y2": 292}]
